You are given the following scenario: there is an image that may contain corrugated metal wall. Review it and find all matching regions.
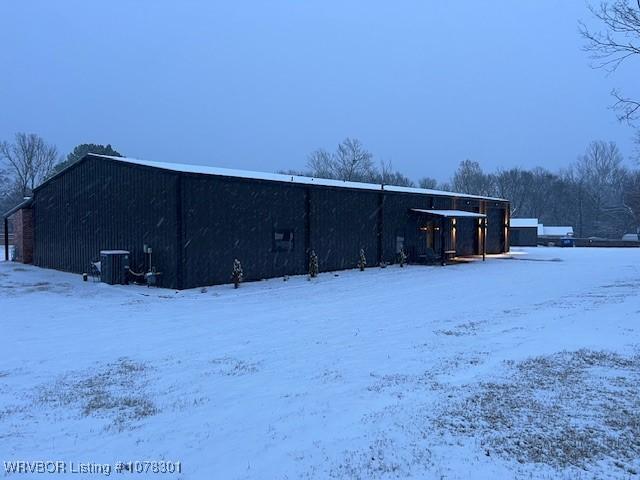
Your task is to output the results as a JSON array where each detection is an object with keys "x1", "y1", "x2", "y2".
[
  {"x1": 509, "y1": 227, "x2": 537, "y2": 247},
  {"x1": 180, "y1": 175, "x2": 307, "y2": 288},
  {"x1": 486, "y1": 206, "x2": 507, "y2": 254},
  {"x1": 33, "y1": 157, "x2": 181, "y2": 288},
  {"x1": 309, "y1": 187, "x2": 380, "y2": 271}
]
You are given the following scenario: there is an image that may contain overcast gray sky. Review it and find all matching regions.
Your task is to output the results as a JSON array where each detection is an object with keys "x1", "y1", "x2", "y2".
[{"x1": 0, "y1": 1, "x2": 637, "y2": 181}]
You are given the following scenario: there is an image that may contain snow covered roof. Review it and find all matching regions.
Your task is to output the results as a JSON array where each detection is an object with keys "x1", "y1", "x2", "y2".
[
  {"x1": 410, "y1": 209, "x2": 486, "y2": 218},
  {"x1": 541, "y1": 226, "x2": 574, "y2": 236},
  {"x1": 87, "y1": 154, "x2": 508, "y2": 202},
  {"x1": 509, "y1": 218, "x2": 538, "y2": 228}
]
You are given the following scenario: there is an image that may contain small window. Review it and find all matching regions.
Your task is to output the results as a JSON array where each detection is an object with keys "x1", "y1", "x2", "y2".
[{"x1": 273, "y1": 229, "x2": 294, "y2": 252}]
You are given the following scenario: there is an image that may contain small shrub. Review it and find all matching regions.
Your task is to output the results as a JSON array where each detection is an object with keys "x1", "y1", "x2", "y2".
[
  {"x1": 358, "y1": 248, "x2": 367, "y2": 271},
  {"x1": 231, "y1": 259, "x2": 243, "y2": 288},
  {"x1": 399, "y1": 249, "x2": 407, "y2": 267},
  {"x1": 309, "y1": 250, "x2": 319, "y2": 278}
]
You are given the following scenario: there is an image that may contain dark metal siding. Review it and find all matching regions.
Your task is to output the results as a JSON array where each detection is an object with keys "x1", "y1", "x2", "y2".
[
  {"x1": 455, "y1": 217, "x2": 477, "y2": 256},
  {"x1": 309, "y1": 188, "x2": 380, "y2": 271},
  {"x1": 33, "y1": 157, "x2": 180, "y2": 288},
  {"x1": 486, "y1": 206, "x2": 507, "y2": 254},
  {"x1": 180, "y1": 175, "x2": 307, "y2": 288},
  {"x1": 509, "y1": 227, "x2": 537, "y2": 247}
]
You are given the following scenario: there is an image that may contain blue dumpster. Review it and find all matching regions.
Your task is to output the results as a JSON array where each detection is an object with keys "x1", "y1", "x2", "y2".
[{"x1": 560, "y1": 237, "x2": 575, "y2": 247}]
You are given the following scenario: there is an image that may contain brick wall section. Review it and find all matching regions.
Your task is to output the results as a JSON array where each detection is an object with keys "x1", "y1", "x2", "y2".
[
  {"x1": 8, "y1": 211, "x2": 21, "y2": 261},
  {"x1": 8, "y1": 208, "x2": 34, "y2": 264},
  {"x1": 22, "y1": 208, "x2": 34, "y2": 263}
]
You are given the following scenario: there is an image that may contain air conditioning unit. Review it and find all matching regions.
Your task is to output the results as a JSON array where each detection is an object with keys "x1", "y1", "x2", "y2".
[{"x1": 100, "y1": 250, "x2": 130, "y2": 285}]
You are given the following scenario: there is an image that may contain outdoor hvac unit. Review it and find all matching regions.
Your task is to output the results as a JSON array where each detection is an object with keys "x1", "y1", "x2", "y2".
[{"x1": 100, "y1": 250, "x2": 130, "y2": 285}]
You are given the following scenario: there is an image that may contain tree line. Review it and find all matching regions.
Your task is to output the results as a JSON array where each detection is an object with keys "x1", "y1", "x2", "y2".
[
  {"x1": 0, "y1": 134, "x2": 121, "y2": 215},
  {"x1": 1, "y1": 132, "x2": 639, "y2": 240},
  {"x1": 288, "y1": 136, "x2": 639, "y2": 239}
]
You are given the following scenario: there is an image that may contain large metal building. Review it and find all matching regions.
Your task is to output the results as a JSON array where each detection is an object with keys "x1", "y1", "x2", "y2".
[{"x1": 9, "y1": 154, "x2": 510, "y2": 289}]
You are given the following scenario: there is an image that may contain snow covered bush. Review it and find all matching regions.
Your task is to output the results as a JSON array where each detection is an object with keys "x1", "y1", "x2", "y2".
[
  {"x1": 358, "y1": 248, "x2": 366, "y2": 271},
  {"x1": 399, "y1": 249, "x2": 407, "y2": 268},
  {"x1": 231, "y1": 259, "x2": 243, "y2": 288},
  {"x1": 309, "y1": 250, "x2": 319, "y2": 278}
]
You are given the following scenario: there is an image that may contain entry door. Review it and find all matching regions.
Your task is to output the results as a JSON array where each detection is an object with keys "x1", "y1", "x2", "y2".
[
  {"x1": 425, "y1": 222, "x2": 434, "y2": 250},
  {"x1": 425, "y1": 221, "x2": 441, "y2": 253}
]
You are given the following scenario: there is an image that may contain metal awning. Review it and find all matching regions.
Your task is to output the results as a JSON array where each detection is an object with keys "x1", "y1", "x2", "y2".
[
  {"x1": 410, "y1": 209, "x2": 486, "y2": 218},
  {"x1": 3, "y1": 197, "x2": 33, "y2": 219}
]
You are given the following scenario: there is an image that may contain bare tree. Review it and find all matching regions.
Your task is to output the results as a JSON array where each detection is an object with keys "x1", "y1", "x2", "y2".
[
  {"x1": 306, "y1": 138, "x2": 376, "y2": 183},
  {"x1": 493, "y1": 168, "x2": 534, "y2": 216},
  {"x1": 384, "y1": 172, "x2": 415, "y2": 187},
  {"x1": 418, "y1": 177, "x2": 438, "y2": 189},
  {"x1": 0, "y1": 166, "x2": 23, "y2": 215},
  {"x1": 612, "y1": 90, "x2": 640, "y2": 125},
  {"x1": 439, "y1": 181, "x2": 453, "y2": 192},
  {"x1": 623, "y1": 170, "x2": 640, "y2": 232},
  {"x1": 306, "y1": 149, "x2": 335, "y2": 179},
  {"x1": 450, "y1": 160, "x2": 495, "y2": 196},
  {"x1": 573, "y1": 141, "x2": 630, "y2": 237},
  {"x1": 375, "y1": 159, "x2": 415, "y2": 187},
  {"x1": 575, "y1": 141, "x2": 625, "y2": 185},
  {"x1": 379, "y1": 159, "x2": 393, "y2": 185},
  {"x1": 0, "y1": 133, "x2": 58, "y2": 197},
  {"x1": 525, "y1": 168, "x2": 559, "y2": 220},
  {"x1": 580, "y1": 1, "x2": 640, "y2": 124},
  {"x1": 333, "y1": 138, "x2": 375, "y2": 182}
]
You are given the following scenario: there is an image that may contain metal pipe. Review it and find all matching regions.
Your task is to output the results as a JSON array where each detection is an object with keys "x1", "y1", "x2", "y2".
[{"x1": 3, "y1": 218, "x2": 8, "y2": 261}]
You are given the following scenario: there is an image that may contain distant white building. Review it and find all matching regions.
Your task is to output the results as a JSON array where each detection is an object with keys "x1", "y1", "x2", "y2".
[
  {"x1": 509, "y1": 219, "x2": 574, "y2": 246},
  {"x1": 539, "y1": 225, "x2": 573, "y2": 237}
]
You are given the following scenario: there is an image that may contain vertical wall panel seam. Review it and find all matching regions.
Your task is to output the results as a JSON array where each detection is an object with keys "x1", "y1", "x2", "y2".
[{"x1": 176, "y1": 174, "x2": 183, "y2": 290}]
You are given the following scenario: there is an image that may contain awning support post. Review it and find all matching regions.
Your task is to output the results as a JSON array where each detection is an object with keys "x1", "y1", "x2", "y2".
[
  {"x1": 482, "y1": 219, "x2": 487, "y2": 261},
  {"x1": 440, "y1": 218, "x2": 446, "y2": 266}
]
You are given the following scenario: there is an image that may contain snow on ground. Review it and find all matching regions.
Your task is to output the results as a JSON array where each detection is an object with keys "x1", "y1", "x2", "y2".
[{"x1": 1, "y1": 248, "x2": 639, "y2": 479}]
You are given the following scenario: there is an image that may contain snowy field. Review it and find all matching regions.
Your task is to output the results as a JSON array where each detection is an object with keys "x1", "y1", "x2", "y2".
[{"x1": 1, "y1": 247, "x2": 639, "y2": 479}]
